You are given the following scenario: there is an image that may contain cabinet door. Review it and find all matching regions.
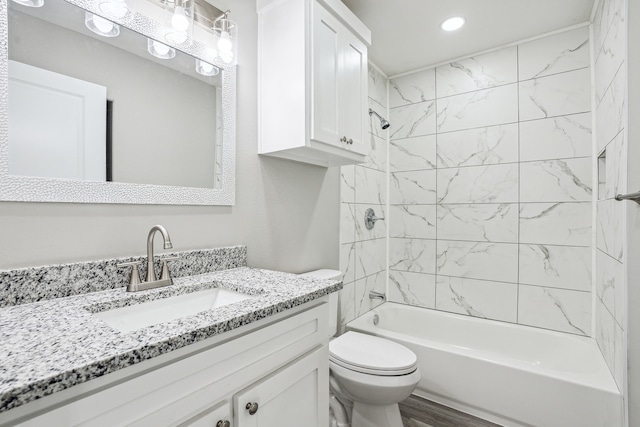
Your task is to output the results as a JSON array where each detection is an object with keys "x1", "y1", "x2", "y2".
[
  {"x1": 311, "y1": 2, "x2": 341, "y2": 148},
  {"x1": 338, "y1": 29, "x2": 368, "y2": 156},
  {"x1": 177, "y1": 400, "x2": 232, "y2": 427},
  {"x1": 234, "y1": 346, "x2": 329, "y2": 427}
]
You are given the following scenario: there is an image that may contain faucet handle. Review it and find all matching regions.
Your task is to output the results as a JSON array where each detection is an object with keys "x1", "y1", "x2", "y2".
[
  {"x1": 159, "y1": 256, "x2": 179, "y2": 282},
  {"x1": 117, "y1": 261, "x2": 142, "y2": 287}
]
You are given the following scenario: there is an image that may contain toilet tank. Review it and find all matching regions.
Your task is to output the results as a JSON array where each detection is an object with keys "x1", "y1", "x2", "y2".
[{"x1": 299, "y1": 269, "x2": 343, "y2": 338}]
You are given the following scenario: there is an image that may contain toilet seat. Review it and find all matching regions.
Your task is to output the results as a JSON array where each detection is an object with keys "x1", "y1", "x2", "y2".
[{"x1": 330, "y1": 331, "x2": 417, "y2": 376}]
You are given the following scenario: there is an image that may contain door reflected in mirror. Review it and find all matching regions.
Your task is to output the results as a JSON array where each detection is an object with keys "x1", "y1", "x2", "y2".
[{"x1": 8, "y1": 0, "x2": 223, "y2": 189}]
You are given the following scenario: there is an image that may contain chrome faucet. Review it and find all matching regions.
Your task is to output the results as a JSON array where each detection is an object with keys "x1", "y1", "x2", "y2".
[
  {"x1": 118, "y1": 225, "x2": 178, "y2": 292},
  {"x1": 146, "y1": 225, "x2": 173, "y2": 282}
]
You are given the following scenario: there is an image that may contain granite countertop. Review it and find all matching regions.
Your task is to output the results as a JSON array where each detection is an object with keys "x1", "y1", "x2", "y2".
[{"x1": 0, "y1": 267, "x2": 342, "y2": 413}]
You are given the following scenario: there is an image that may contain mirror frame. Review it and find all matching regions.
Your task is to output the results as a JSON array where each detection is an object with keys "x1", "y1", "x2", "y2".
[{"x1": 0, "y1": 0, "x2": 236, "y2": 205}]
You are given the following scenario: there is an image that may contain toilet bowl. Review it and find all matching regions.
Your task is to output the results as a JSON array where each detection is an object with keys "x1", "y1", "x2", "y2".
[{"x1": 301, "y1": 270, "x2": 421, "y2": 427}]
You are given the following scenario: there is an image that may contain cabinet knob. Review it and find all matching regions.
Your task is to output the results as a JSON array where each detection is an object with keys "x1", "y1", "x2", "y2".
[
  {"x1": 245, "y1": 402, "x2": 259, "y2": 415},
  {"x1": 216, "y1": 421, "x2": 230, "y2": 427},
  {"x1": 348, "y1": 138, "x2": 353, "y2": 145},
  {"x1": 340, "y1": 136, "x2": 347, "y2": 143}
]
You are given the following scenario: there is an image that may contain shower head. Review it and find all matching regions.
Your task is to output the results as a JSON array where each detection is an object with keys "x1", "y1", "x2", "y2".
[{"x1": 369, "y1": 108, "x2": 390, "y2": 130}]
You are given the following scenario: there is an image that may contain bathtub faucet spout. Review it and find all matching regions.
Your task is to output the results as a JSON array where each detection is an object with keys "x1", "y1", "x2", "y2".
[{"x1": 369, "y1": 291, "x2": 386, "y2": 302}]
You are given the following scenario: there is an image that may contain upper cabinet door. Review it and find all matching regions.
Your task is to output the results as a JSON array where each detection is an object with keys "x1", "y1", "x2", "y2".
[
  {"x1": 338, "y1": 30, "x2": 368, "y2": 155},
  {"x1": 311, "y1": 3, "x2": 341, "y2": 147}
]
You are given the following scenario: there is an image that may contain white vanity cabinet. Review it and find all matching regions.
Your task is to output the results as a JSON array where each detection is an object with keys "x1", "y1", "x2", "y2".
[
  {"x1": 257, "y1": 0, "x2": 371, "y2": 167},
  {"x1": 6, "y1": 301, "x2": 330, "y2": 427}
]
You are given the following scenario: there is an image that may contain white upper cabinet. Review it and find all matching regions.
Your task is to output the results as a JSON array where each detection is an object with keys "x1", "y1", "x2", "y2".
[{"x1": 258, "y1": 0, "x2": 371, "y2": 167}]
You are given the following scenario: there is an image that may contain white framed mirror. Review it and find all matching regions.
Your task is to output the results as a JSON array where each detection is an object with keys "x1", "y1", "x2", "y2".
[{"x1": 0, "y1": 0, "x2": 236, "y2": 205}]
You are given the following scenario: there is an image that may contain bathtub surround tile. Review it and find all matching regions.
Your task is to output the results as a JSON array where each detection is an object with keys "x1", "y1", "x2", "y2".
[
  {"x1": 355, "y1": 271, "x2": 386, "y2": 316},
  {"x1": 355, "y1": 166, "x2": 386, "y2": 205},
  {"x1": 362, "y1": 133, "x2": 387, "y2": 172},
  {"x1": 518, "y1": 68, "x2": 591, "y2": 121},
  {"x1": 597, "y1": 249, "x2": 625, "y2": 326},
  {"x1": 355, "y1": 204, "x2": 387, "y2": 241},
  {"x1": 596, "y1": 67, "x2": 626, "y2": 152},
  {"x1": 518, "y1": 285, "x2": 591, "y2": 335},
  {"x1": 389, "y1": 68, "x2": 436, "y2": 108},
  {"x1": 0, "y1": 246, "x2": 248, "y2": 307},
  {"x1": 605, "y1": 131, "x2": 626, "y2": 199},
  {"x1": 388, "y1": 271, "x2": 436, "y2": 309},
  {"x1": 435, "y1": 276, "x2": 518, "y2": 322},
  {"x1": 520, "y1": 202, "x2": 591, "y2": 247},
  {"x1": 520, "y1": 158, "x2": 592, "y2": 202},
  {"x1": 519, "y1": 245, "x2": 591, "y2": 291},
  {"x1": 390, "y1": 101, "x2": 437, "y2": 140},
  {"x1": 390, "y1": 238, "x2": 436, "y2": 274},
  {"x1": 390, "y1": 205, "x2": 437, "y2": 239},
  {"x1": 597, "y1": 199, "x2": 624, "y2": 261},
  {"x1": 437, "y1": 204, "x2": 518, "y2": 243},
  {"x1": 338, "y1": 281, "x2": 355, "y2": 332},
  {"x1": 593, "y1": 0, "x2": 625, "y2": 54},
  {"x1": 594, "y1": 15, "x2": 625, "y2": 103},
  {"x1": 436, "y1": 84, "x2": 518, "y2": 133},
  {"x1": 519, "y1": 113, "x2": 592, "y2": 161},
  {"x1": 340, "y1": 165, "x2": 355, "y2": 203},
  {"x1": 518, "y1": 27, "x2": 590, "y2": 80},
  {"x1": 437, "y1": 164, "x2": 518, "y2": 204},
  {"x1": 389, "y1": 135, "x2": 437, "y2": 172},
  {"x1": 340, "y1": 243, "x2": 356, "y2": 285},
  {"x1": 436, "y1": 124, "x2": 518, "y2": 168},
  {"x1": 391, "y1": 170, "x2": 437, "y2": 205},
  {"x1": 340, "y1": 203, "x2": 356, "y2": 244},
  {"x1": 595, "y1": 298, "x2": 616, "y2": 373},
  {"x1": 435, "y1": 47, "x2": 517, "y2": 97},
  {"x1": 436, "y1": 240, "x2": 518, "y2": 283},
  {"x1": 368, "y1": 64, "x2": 388, "y2": 109},
  {"x1": 355, "y1": 238, "x2": 386, "y2": 280},
  {"x1": 614, "y1": 322, "x2": 624, "y2": 388}
]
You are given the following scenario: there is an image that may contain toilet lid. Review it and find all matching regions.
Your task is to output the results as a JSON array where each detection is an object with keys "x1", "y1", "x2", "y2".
[{"x1": 329, "y1": 331, "x2": 417, "y2": 376}]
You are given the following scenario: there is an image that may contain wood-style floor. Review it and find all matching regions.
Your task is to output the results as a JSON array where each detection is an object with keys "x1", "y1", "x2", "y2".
[{"x1": 399, "y1": 395, "x2": 503, "y2": 427}]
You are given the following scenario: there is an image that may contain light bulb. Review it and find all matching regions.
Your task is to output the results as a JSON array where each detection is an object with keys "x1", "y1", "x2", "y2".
[
  {"x1": 171, "y1": 6, "x2": 190, "y2": 32},
  {"x1": 220, "y1": 51, "x2": 233, "y2": 64},
  {"x1": 217, "y1": 31, "x2": 232, "y2": 53},
  {"x1": 166, "y1": 31, "x2": 188, "y2": 44},
  {"x1": 196, "y1": 59, "x2": 219, "y2": 76},
  {"x1": 93, "y1": 16, "x2": 114, "y2": 33},
  {"x1": 11, "y1": 0, "x2": 44, "y2": 8},
  {"x1": 153, "y1": 41, "x2": 170, "y2": 55}
]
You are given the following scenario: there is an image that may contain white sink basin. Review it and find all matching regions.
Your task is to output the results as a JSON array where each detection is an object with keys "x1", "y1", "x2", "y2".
[{"x1": 95, "y1": 288, "x2": 253, "y2": 333}]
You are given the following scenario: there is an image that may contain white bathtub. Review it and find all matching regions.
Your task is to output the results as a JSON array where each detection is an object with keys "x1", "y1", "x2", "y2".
[{"x1": 346, "y1": 302, "x2": 622, "y2": 427}]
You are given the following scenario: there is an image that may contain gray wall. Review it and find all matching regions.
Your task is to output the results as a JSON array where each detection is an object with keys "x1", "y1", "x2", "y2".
[{"x1": 0, "y1": 0, "x2": 340, "y2": 274}]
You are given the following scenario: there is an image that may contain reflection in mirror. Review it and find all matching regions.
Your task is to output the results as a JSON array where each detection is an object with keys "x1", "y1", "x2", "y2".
[{"x1": 8, "y1": 0, "x2": 223, "y2": 189}]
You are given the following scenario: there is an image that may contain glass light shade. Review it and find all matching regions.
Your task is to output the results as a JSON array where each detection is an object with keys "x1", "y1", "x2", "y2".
[
  {"x1": 213, "y1": 15, "x2": 237, "y2": 66},
  {"x1": 195, "y1": 59, "x2": 220, "y2": 76},
  {"x1": 98, "y1": 0, "x2": 133, "y2": 19},
  {"x1": 10, "y1": 0, "x2": 44, "y2": 8},
  {"x1": 85, "y1": 12, "x2": 120, "y2": 37},
  {"x1": 147, "y1": 39, "x2": 176, "y2": 59},
  {"x1": 165, "y1": 0, "x2": 193, "y2": 45}
]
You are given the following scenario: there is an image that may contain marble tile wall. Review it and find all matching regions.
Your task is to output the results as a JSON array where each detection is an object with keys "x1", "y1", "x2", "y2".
[
  {"x1": 593, "y1": 0, "x2": 627, "y2": 392},
  {"x1": 338, "y1": 64, "x2": 388, "y2": 332},
  {"x1": 389, "y1": 26, "x2": 593, "y2": 335}
]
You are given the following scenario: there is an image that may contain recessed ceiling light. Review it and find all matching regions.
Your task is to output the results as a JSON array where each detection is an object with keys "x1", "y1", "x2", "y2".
[{"x1": 441, "y1": 16, "x2": 465, "y2": 32}]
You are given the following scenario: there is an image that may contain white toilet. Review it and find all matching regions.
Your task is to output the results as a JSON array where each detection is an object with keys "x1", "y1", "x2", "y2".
[{"x1": 301, "y1": 270, "x2": 421, "y2": 427}]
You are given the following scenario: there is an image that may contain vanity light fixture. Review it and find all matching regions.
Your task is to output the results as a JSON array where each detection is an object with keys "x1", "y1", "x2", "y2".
[
  {"x1": 212, "y1": 10, "x2": 237, "y2": 65},
  {"x1": 195, "y1": 59, "x2": 219, "y2": 76},
  {"x1": 147, "y1": 38, "x2": 176, "y2": 59},
  {"x1": 440, "y1": 16, "x2": 465, "y2": 32},
  {"x1": 10, "y1": 0, "x2": 44, "y2": 8},
  {"x1": 85, "y1": 12, "x2": 120, "y2": 37},
  {"x1": 165, "y1": 0, "x2": 194, "y2": 45}
]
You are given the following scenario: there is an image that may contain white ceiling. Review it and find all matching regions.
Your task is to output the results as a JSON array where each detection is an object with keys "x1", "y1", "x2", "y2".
[{"x1": 342, "y1": 0, "x2": 595, "y2": 77}]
